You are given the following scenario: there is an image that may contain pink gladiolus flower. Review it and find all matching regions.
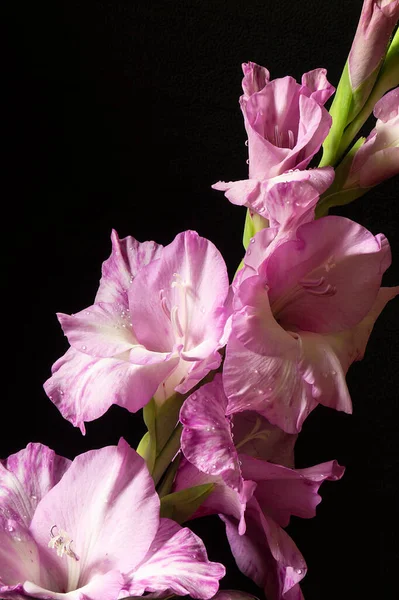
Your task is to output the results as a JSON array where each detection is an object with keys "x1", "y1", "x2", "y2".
[
  {"x1": 176, "y1": 376, "x2": 344, "y2": 600},
  {"x1": 214, "y1": 62, "x2": 334, "y2": 191},
  {"x1": 213, "y1": 62, "x2": 335, "y2": 224},
  {"x1": 0, "y1": 439, "x2": 225, "y2": 599},
  {"x1": 345, "y1": 87, "x2": 399, "y2": 189},
  {"x1": 223, "y1": 216, "x2": 396, "y2": 433},
  {"x1": 44, "y1": 229, "x2": 230, "y2": 433},
  {"x1": 349, "y1": 1, "x2": 399, "y2": 94}
]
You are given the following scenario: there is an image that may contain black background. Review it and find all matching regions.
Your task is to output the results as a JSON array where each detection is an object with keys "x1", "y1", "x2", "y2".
[{"x1": 3, "y1": 1, "x2": 398, "y2": 598}]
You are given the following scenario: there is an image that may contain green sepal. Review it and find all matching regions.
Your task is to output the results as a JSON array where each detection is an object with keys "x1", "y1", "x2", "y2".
[
  {"x1": 136, "y1": 399, "x2": 157, "y2": 472},
  {"x1": 154, "y1": 393, "x2": 184, "y2": 455},
  {"x1": 160, "y1": 483, "x2": 214, "y2": 524},
  {"x1": 243, "y1": 208, "x2": 256, "y2": 249}
]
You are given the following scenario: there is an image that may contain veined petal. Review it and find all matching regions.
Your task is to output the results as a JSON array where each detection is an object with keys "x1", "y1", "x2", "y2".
[
  {"x1": 301, "y1": 68, "x2": 335, "y2": 105},
  {"x1": 240, "y1": 456, "x2": 344, "y2": 527},
  {"x1": 126, "y1": 518, "x2": 225, "y2": 599},
  {"x1": 180, "y1": 375, "x2": 242, "y2": 492},
  {"x1": 222, "y1": 497, "x2": 306, "y2": 600},
  {"x1": 44, "y1": 348, "x2": 177, "y2": 433},
  {"x1": 0, "y1": 443, "x2": 70, "y2": 528},
  {"x1": 266, "y1": 216, "x2": 391, "y2": 332},
  {"x1": 224, "y1": 333, "x2": 318, "y2": 434},
  {"x1": 242, "y1": 61, "x2": 270, "y2": 98},
  {"x1": 130, "y1": 230, "x2": 229, "y2": 357},
  {"x1": 58, "y1": 302, "x2": 137, "y2": 358},
  {"x1": 29, "y1": 440, "x2": 160, "y2": 593},
  {"x1": 95, "y1": 230, "x2": 163, "y2": 305}
]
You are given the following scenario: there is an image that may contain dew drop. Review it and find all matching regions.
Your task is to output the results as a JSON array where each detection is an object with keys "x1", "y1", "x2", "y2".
[
  {"x1": 244, "y1": 140, "x2": 249, "y2": 146},
  {"x1": 246, "y1": 159, "x2": 250, "y2": 165},
  {"x1": 247, "y1": 249, "x2": 251, "y2": 255},
  {"x1": 250, "y1": 237, "x2": 255, "y2": 244},
  {"x1": 259, "y1": 206, "x2": 265, "y2": 213},
  {"x1": 82, "y1": 345, "x2": 87, "y2": 351}
]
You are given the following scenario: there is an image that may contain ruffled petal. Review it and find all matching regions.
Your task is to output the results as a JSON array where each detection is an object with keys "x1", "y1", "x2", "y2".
[
  {"x1": 58, "y1": 303, "x2": 137, "y2": 358},
  {"x1": 29, "y1": 440, "x2": 160, "y2": 592},
  {"x1": 180, "y1": 375, "x2": 242, "y2": 492},
  {"x1": 240, "y1": 456, "x2": 344, "y2": 527},
  {"x1": 242, "y1": 61, "x2": 270, "y2": 98},
  {"x1": 126, "y1": 518, "x2": 225, "y2": 599},
  {"x1": 44, "y1": 348, "x2": 178, "y2": 433},
  {"x1": 130, "y1": 230, "x2": 229, "y2": 358},
  {"x1": 266, "y1": 216, "x2": 391, "y2": 332},
  {"x1": 0, "y1": 443, "x2": 70, "y2": 528},
  {"x1": 222, "y1": 497, "x2": 306, "y2": 600},
  {"x1": 301, "y1": 68, "x2": 335, "y2": 105},
  {"x1": 95, "y1": 230, "x2": 163, "y2": 305},
  {"x1": 224, "y1": 333, "x2": 318, "y2": 434}
]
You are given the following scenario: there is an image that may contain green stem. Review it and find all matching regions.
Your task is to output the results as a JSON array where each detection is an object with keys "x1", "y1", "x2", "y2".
[{"x1": 152, "y1": 424, "x2": 182, "y2": 486}]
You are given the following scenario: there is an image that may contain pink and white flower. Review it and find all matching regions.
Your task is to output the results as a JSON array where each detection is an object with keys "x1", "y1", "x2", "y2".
[
  {"x1": 44, "y1": 229, "x2": 230, "y2": 433},
  {"x1": 0, "y1": 439, "x2": 225, "y2": 599},
  {"x1": 223, "y1": 216, "x2": 396, "y2": 433},
  {"x1": 176, "y1": 376, "x2": 344, "y2": 600}
]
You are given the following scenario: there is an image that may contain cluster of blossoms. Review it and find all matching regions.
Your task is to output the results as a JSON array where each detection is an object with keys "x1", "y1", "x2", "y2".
[{"x1": 1, "y1": 2, "x2": 398, "y2": 599}]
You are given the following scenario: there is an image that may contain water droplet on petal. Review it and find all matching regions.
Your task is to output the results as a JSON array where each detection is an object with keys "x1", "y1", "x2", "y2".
[
  {"x1": 250, "y1": 237, "x2": 255, "y2": 244},
  {"x1": 246, "y1": 159, "x2": 250, "y2": 165},
  {"x1": 245, "y1": 140, "x2": 249, "y2": 146},
  {"x1": 82, "y1": 345, "x2": 87, "y2": 351}
]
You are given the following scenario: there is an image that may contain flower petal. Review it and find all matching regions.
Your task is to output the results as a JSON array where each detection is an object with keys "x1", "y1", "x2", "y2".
[
  {"x1": 44, "y1": 347, "x2": 177, "y2": 433},
  {"x1": 266, "y1": 216, "x2": 391, "y2": 332},
  {"x1": 130, "y1": 230, "x2": 229, "y2": 357},
  {"x1": 222, "y1": 497, "x2": 306, "y2": 600},
  {"x1": 240, "y1": 456, "x2": 345, "y2": 527},
  {"x1": 233, "y1": 412, "x2": 297, "y2": 468},
  {"x1": 126, "y1": 518, "x2": 225, "y2": 599},
  {"x1": 180, "y1": 375, "x2": 242, "y2": 492},
  {"x1": 29, "y1": 440, "x2": 160, "y2": 592},
  {"x1": 22, "y1": 570, "x2": 125, "y2": 600},
  {"x1": 0, "y1": 443, "x2": 71, "y2": 528},
  {"x1": 58, "y1": 302, "x2": 137, "y2": 358},
  {"x1": 95, "y1": 230, "x2": 163, "y2": 305},
  {"x1": 301, "y1": 68, "x2": 335, "y2": 105}
]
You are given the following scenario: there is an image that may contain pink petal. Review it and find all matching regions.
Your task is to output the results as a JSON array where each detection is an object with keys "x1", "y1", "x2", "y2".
[
  {"x1": 173, "y1": 459, "x2": 256, "y2": 535},
  {"x1": 130, "y1": 230, "x2": 229, "y2": 356},
  {"x1": 260, "y1": 167, "x2": 334, "y2": 227},
  {"x1": 359, "y1": 147, "x2": 399, "y2": 188},
  {"x1": 232, "y1": 412, "x2": 297, "y2": 468},
  {"x1": 240, "y1": 456, "x2": 344, "y2": 527},
  {"x1": 325, "y1": 286, "x2": 399, "y2": 374},
  {"x1": 58, "y1": 302, "x2": 137, "y2": 358},
  {"x1": 0, "y1": 524, "x2": 44, "y2": 593},
  {"x1": 127, "y1": 518, "x2": 225, "y2": 599},
  {"x1": 29, "y1": 440, "x2": 160, "y2": 591},
  {"x1": 22, "y1": 570, "x2": 125, "y2": 600},
  {"x1": 180, "y1": 375, "x2": 242, "y2": 492},
  {"x1": 373, "y1": 87, "x2": 399, "y2": 123},
  {"x1": 95, "y1": 229, "x2": 163, "y2": 305},
  {"x1": 222, "y1": 497, "x2": 306, "y2": 599},
  {"x1": 242, "y1": 61, "x2": 270, "y2": 98},
  {"x1": 293, "y1": 95, "x2": 331, "y2": 171},
  {"x1": 301, "y1": 68, "x2": 335, "y2": 105},
  {"x1": 211, "y1": 179, "x2": 261, "y2": 207},
  {"x1": 44, "y1": 348, "x2": 178, "y2": 433},
  {"x1": 0, "y1": 443, "x2": 70, "y2": 528},
  {"x1": 266, "y1": 216, "x2": 391, "y2": 333},
  {"x1": 223, "y1": 333, "x2": 318, "y2": 434}
]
